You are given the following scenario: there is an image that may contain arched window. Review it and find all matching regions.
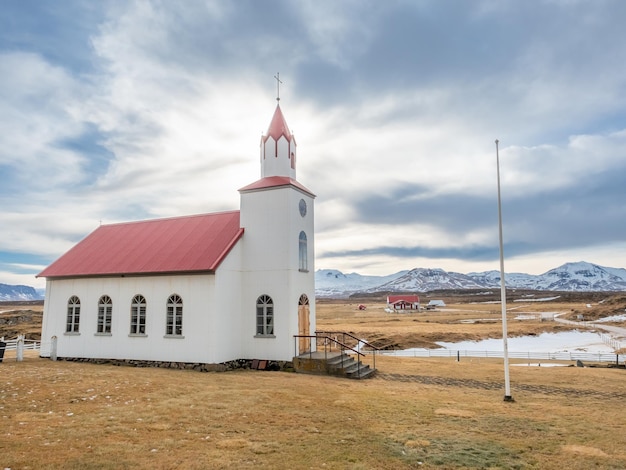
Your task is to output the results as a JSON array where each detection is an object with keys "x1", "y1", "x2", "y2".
[
  {"x1": 166, "y1": 294, "x2": 183, "y2": 336},
  {"x1": 97, "y1": 295, "x2": 112, "y2": 334},
  {"x1": 299, "y1": 231, "x2": 308, "y2": 272},
  {"x1": 299, "y1": 294, "x2": 309, "y2": 306},
  {"x1": 66, "y1": 296, "x2": 81, "y2": 333},
  {"x1": 130, "y1": 295, "x2": 147, "y2": 335},
  {"x1": 256, "y1": 295, "x2": 274, "y2": 336}
]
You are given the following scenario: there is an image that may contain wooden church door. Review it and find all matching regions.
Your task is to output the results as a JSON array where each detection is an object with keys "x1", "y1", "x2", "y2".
[{"x1": 298, "y1": 294, "x2": 310, "y2": 354}]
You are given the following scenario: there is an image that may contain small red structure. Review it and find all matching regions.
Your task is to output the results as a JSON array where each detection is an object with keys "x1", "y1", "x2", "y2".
[
  {"x1": 358, "y1": 304, "x2": 367, "y2": 310},
  {"x1": 386, "y1": 295, "x2": 420, "y2": 312}
]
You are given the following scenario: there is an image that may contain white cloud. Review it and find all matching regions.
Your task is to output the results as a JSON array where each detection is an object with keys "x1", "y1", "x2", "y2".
[
  {"x1": 0, "y1": 270, "x2": 45, "y2": 289},
  {"x1": 295, "y1": 0, "x2": 378, "y2": 67},
  {"x1": 501, "y1": 129, "x2": 626, "y2": 196},
  {"x1": 0, "y1": 52, "x2": 88, "y2": 186}
]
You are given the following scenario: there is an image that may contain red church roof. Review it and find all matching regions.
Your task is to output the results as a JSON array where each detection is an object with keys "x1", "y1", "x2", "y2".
[
  {"x1": 38, "y1": 211, "x2": 244, "y2": 279},
  {"x1": 387, "y1": 295, "x2": 420, "y2": 304}
]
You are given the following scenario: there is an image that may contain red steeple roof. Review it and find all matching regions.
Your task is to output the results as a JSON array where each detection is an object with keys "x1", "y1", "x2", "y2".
[
  {"x1": 264, "y1": 104, "x2": 292, "y2": 142},
  {"x1": 38, "y1": 211, "x2": 243, "y2": 278}
]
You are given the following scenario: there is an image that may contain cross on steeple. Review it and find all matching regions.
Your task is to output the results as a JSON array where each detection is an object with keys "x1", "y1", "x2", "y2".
[{"x1": 274, "y1": 72, "x2": 283, "y2": 101}]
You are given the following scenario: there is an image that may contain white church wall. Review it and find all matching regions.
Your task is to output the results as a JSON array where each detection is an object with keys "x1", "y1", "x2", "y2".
[
  {"x1": 41, "y1": 274, "x2": 217, "y2": 363},
  {"x1": 242, "y1": 197, "x2": 291, "y2": 269},
  {"x1": 241, "y1": 276, "x2": 293, "y2": 360},
  {"x1": 298, "y1": 192, "x2": 316, "y2": 343},
  {"x1": 261, "y1": 135, "x2": 295, "y2": 179},
  {"x1": 210, "y1": 240, "x2": 245, "y2": 364},
  {"x1": 240, "y1": 185, "x2": 315, "y2": 361}
]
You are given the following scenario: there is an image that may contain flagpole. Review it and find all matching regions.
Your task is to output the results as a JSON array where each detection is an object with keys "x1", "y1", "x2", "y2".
[{"x1": 496, "y1": 139, "x2": 514, "y2": 402}]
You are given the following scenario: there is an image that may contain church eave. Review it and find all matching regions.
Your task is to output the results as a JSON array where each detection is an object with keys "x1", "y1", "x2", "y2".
[
  {"x1": 238, "y1": 176, "x2": 315, "y2": 198},
  {"x1": 40, "y1": 269, "x2": 219, "y2": 281}
]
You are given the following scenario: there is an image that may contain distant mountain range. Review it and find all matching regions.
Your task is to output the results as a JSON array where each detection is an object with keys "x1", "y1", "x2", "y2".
[
  {"x1": 0, "y1": 283, "x2": 43, "y2": 302},
  {"x1": 316, "y1": 261, "x2": 626, "y2": 298},
  {"x1": 2, "y1": 261, "x2": 625, "y2": 301}
]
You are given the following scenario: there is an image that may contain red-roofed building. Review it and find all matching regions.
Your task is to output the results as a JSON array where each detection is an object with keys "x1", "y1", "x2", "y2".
[
  {"x1": 38, "y1": 211, "x2": 244, "y2": 278},
  {"x1": 38, "y1": 101, "x2": 316, "y2": 367},
  {"x1": 386, "y1": 295, "x2": 420, "y2": 312}
]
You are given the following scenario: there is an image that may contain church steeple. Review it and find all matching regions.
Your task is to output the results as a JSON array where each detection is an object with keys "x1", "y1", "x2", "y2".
[
  {"x1": 239, "y1": 84, "x2": 316, "y2": 360},
  {"x1": 260, "y1": 104, "x2": 297, "y2": 179}
]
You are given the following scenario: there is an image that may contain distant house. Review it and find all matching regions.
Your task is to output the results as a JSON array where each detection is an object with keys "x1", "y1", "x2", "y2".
[{"x1": 386, "y1": 295, "x2": 420, "y2": 312}]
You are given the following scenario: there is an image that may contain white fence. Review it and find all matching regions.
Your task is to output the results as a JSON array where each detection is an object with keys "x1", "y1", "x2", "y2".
[
  {"x1": 1, "y1": 337, "x2": 41, "y2": 351},
  {"x1": 0, "y1": 336, "x2": 41, "y2": 362},
  {"x1": 379, "y1": 348, "x2": 623, "y2": 364},
  {"x1": 599, "y1": 332, "x2": 623, "y2": 351}
]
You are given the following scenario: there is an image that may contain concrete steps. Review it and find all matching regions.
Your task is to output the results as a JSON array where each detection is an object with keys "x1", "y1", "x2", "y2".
[{"x1": 293, "y1": 351, "x2": 376, "y2": 380}]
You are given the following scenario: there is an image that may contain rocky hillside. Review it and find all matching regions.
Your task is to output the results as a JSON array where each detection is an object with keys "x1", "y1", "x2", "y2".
[{"x1": 0, "y1": 284, "x2": 43, "y2": 301}]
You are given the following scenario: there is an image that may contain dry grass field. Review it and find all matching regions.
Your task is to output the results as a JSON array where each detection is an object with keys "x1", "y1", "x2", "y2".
[
  {"x1": 316, "y1": 294, "x2": 626, "y2": 350},
  {"x1": 1, "y1": 297, "x2": 626, "y2": 469}
]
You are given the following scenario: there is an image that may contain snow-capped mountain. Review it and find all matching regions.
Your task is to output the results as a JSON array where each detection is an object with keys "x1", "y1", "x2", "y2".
[
  {"x1": 316, "y1": 269, "x2": 408, "y2": 297},
  {"x1": 0, "y1": 283, "x2": 43, "y2": 301},
  {"x1": 315, "y1": 261, "x2": 626, "y2": 297},
  {"x1": 370, "y1": 268, "x2": 484, "y2": 292},
  {"x1": 534, "y1": 262, "x2": 626, "y2": 291},
  {"x1": 467, "y1": 262, "x2": 626, "y2": 291},
  {"x1": 465, "y1": 271, "x2": 538, "y2": 289}
]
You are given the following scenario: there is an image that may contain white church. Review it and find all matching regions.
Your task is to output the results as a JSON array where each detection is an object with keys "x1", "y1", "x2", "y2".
[{"x1": 38, "y1": 98, "x2": 316, "y2": 369}]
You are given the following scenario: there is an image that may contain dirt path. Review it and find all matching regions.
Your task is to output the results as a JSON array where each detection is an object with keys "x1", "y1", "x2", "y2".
[
  {"x1": 376, "y1": 372, "x2": 626, "y2": 400},
  {"x1": 555, "y1": 315, "x2": 626, "y2": 341}
]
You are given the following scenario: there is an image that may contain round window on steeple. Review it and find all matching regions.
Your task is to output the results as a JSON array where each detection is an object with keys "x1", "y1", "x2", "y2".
[{"x1": 299, "y1": 199, "x2": 307, "y2": 217}]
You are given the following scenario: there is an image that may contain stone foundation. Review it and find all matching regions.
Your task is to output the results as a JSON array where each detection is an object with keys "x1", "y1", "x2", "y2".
[{"x1": 55, "y1": 356, "x2": 294, "y2": 372}]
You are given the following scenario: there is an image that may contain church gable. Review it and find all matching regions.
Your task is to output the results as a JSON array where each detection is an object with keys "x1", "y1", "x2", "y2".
[{"x1": 38, "y1": 211, "x2": 243, "y2": 278}]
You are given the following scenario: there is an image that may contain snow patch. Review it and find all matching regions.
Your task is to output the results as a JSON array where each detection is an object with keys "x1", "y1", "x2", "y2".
[
  {"x1": 513, "y1": 296, "x2": 561, "y2": 302},
  {"x1": 435, "y1": 331, "x2": 612, "y2": 353},
  {"x1": 592, "y1": 314, "x2": 626, "y2": 323}
]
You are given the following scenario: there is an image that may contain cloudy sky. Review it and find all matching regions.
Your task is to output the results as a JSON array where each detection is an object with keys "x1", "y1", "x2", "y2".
[{"x1": 2, "y1": 0, "x2": 626, "y2": 289}]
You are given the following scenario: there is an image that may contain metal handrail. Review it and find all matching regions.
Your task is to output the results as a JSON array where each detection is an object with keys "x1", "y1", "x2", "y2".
[
  {"x1": 315, "y1": 330, "x2": 379, "y2": 350},
  {"x1": 294, "y1": 335, "x2": 316, "y2": 360},
  {"x1": 294, "y1": 334, "x2": 364, "y2": 356},
  {"x1": 294, "y1": 334, "x2": 370, "y2": 378},
  {"x1": 315, "y1": 330, "x2": 379, "y2": 371}
]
